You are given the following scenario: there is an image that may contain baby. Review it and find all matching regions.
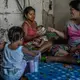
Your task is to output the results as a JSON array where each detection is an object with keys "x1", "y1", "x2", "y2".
[
  {"x1": 37, "y1": 25, "x2": 46, "y2": 35},
  {"x1": 33, "y1": 25, "x2": 48, "y2": 47}
]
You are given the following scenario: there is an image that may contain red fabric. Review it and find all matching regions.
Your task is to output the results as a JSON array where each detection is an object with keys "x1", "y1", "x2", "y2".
[
  {"x1": 27, "y1": 27, "x2": 37, "y2": 36},
  {"x1": 22, "y1": 21, "x2": 37, "y2": 45}
]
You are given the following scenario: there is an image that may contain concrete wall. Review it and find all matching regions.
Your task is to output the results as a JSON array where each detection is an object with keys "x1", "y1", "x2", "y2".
[
  {"x1": 54, "y1": 0, "x2": 71, "y2": 31},
  {"x1": 0, "y1": 0, "x2": 42, "y2": 29},
  {"x1": 0, "y1": 0, "x2": 72, "y2": 41},
  {"x1": 0, "y1": 0, "x2": 23, "y2": 29},
  {"x1": 0, "y1": 0, "x2": 43, "y2": 41},
  {"x1": 0, "y1": 0, "x2": 71, "y2": 30},
  {"x1": 30, "y1": 0, "x2": 42, "y2": 25},
  {"x1": 42, "y1": 0, "x2": 54, "y2": 28}
]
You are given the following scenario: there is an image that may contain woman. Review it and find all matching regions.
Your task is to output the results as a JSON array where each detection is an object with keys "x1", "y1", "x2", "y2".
[
  {"x1": 22, "y1": 6, "x2": 52, "y2": 53},
  {"x1": 46, "y1": 0, "x2": 80, "y2": 64}
]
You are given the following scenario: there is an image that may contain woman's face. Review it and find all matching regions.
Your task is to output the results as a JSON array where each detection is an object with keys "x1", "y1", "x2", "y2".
[
  {"x1": 70, "y1": 7, "x2": 80, "y2": 19},
  {"x1": 26, "y1": 10, "x2": 35, "y2": 22}
]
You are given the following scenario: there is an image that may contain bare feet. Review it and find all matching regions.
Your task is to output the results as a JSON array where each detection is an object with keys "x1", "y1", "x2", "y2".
[{"x1": 46, "y1": 56, "x2": 77, "y2": 64}]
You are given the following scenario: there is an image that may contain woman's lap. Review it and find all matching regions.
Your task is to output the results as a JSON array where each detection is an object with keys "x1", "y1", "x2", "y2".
[{"x1": 51, "y1": 44, "x2": 70, "y2": 56}]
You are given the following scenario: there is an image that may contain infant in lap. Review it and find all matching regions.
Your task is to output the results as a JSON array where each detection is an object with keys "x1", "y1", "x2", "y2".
[{"x1": 32, "y1": 25, "x2": 48, "y2": 47}]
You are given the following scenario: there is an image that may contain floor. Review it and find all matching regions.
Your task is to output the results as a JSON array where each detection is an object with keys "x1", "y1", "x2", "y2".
[{"x1": 21, "y1": 77, "x2": 28, "y2": 80}]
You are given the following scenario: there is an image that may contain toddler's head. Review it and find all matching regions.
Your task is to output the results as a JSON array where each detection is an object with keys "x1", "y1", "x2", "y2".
[
  {"x1": 37, "y1": 25, "x2": 46, "y2": 35},
  {"x1": 8, "y1": 26, "x2": 24, "y2": 44}
]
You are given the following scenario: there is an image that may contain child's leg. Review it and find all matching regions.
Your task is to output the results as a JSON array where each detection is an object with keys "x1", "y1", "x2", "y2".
[
  {"x1": 46, "y1": 56, "x2": 77, "y2": 64},
  {"x1": 55, "y1": 49, "x2": 69, "y2": 56},
  {"x1": 38, "y1": 40, "x2": 52, "y2": 53},
  {"x1": 51, "y1": 44, "x2": 69, "y2": 56}
]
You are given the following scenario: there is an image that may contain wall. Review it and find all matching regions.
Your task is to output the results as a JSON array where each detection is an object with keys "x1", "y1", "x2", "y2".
[
  {"x1": 30, "y1": 0, "x2": 42, "y2": 25},
  {"x1": 0, "y1": 0, "x2": 42, "y2": 29},
  {"x1": 42, "y1": 0, "x2": 54, "y2": 28},
  {"x1": 0, "y1": 0, "x2": 43, "y2": 41},
  {"x1": 0, "y1": 0, "x2": 71, "y2": 40},
  {"x1": 54, "y1": 0, "x2": 71, "y2": 31},
  {"x1": 0, "y1": 0, "x2": 71, "y2": 30}
]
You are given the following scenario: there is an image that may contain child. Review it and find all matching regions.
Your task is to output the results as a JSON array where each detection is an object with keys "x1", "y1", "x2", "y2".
[
  {"x1": 0, "y1": 26, "x2": 37, "y2": 80},
  {"x1": 33, "y1": 25, "x2": 48, "y2": 47}
]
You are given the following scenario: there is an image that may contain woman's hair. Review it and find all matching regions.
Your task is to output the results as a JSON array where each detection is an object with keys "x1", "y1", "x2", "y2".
[
  {"x1": 23, "y1": 6, "x2": 35, "y2": 19},
  {"x1": 8, "y1": 26, "x2": 24, "y2": 43},
  {"x1": 69, "y1": 0, "x2": 80, "y2": 11}
]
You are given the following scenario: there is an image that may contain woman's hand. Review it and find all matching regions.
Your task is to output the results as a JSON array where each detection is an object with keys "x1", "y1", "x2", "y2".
[{"x1": 48, "y1": 27, "x2": 56, "y2": 33}]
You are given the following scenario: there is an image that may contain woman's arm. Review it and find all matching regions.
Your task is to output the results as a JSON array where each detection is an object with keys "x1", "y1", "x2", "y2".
[
  {"x1": 22, "y1": 47, "x2": 36, "y2": 57},
  {"x1": 48, "y1": 27, "x2": 67, "y2": 39},
  {"x1": 22, "y1": 23, "x2": 39, "y2": 41}
]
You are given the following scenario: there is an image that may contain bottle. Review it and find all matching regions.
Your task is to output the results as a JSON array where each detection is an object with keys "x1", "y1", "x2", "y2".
[
  {"x1": 34, "y1": 60, "x2": 38, "y2": 72},
  {"x1": 34, "y1": 51, "x2": 40, "y2": 72},
  {"x1": 30, "y1": 60, "x2": 35, "y2": 73}
]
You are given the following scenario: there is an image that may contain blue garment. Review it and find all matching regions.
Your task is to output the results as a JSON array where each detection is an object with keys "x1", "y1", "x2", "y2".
[{"x1": 0, "y1": 43, "x2": 27, "y2": 80}]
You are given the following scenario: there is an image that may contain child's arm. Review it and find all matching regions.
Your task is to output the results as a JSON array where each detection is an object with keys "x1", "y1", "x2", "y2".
[
  {"x1": 37, "y1": 39, "x2": 45, "y2": 47},
  {"x1": 22, "y1": 47, "x2": 36, "y2": 57},
  {"x1": 32, "y1": 38, "x2": 45, "y2": 47}
]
